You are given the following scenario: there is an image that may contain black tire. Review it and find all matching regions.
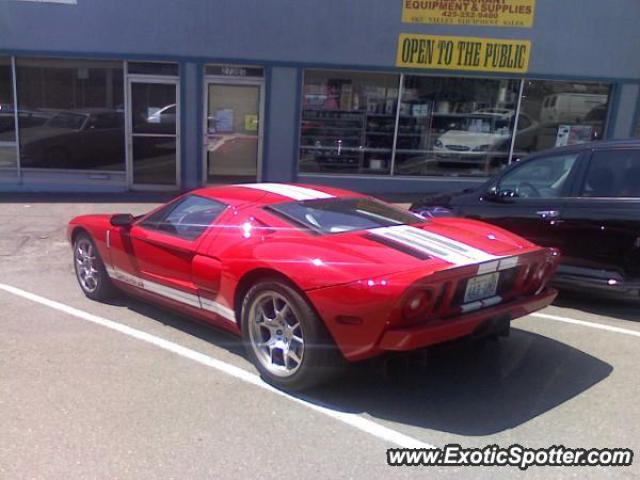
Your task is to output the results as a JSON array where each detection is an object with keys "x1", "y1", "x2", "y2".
[
  {"x1": 73, "y1": 232, "x2": 118, "y2": 301},
  {"x1": 241, "y1": 278, "x2": 344, "y2": 391}
]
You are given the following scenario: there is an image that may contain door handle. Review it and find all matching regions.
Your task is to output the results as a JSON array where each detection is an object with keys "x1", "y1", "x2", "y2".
[{"x1": 536, "y1": 210, "x2": 560, "y2": 219}]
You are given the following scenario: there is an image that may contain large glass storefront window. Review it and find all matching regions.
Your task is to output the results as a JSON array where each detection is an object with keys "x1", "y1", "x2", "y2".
[
  {"x1": 16, "y1": 58, "x2": 125, "y2": 171},
  {"x1": 300, "y1": 71, "x2": 400, "y2": 175},
  {"x1": 394, "y1": 76, "x2": 520, "y2": 177},
  {"x1": 0, "y1": 57, "x2": 17, "y2": 171},
  {"x1": 512, "y1": 80, "x2": 611, "y2": 160},
  {"x1": 298, "y1": 71, "x2": 612, "y2": 178}
]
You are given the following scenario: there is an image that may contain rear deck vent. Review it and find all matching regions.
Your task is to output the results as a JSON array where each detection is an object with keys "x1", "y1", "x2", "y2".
[{"x1": 363, "y1": 233, "x2": 432, "y2": 260}]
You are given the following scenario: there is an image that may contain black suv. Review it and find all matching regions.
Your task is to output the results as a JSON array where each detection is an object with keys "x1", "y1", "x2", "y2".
[{"x1": 411, "y1": 140, "x2": 640, "y2": 296}]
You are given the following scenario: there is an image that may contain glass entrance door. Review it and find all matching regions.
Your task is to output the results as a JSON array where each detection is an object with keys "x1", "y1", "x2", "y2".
[
  {"x1": 128, "y1": 78, "x2": 179, "y2": 188},
  {"x1": 205, "y1": 82, "x2": 262, "y2": 184}
]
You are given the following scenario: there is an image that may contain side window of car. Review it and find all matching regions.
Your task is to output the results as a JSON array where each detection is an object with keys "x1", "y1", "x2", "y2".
[
  {"x1": 140, "y1": 195, "x2": 227, "y2": 240},
  {"x1": 498, "y1": 153, "x2": 579, "y2": 199},
  {"x1": 581, "y1": 149, "x2": 640, "y2": 198}
]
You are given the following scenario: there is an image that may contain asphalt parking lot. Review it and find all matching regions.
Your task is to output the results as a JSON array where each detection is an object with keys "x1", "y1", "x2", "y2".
[{"x1": 1, "y1": 195, "x2": 639, "y2": 479}]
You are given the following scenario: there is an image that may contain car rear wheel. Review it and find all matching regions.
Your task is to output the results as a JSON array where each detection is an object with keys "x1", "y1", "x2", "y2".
[
  {"x1": 241, "y1": 279, "x2": 343, "y2": 391},
  {"x1": 73, "y1": 233, "x2": 117, "y2": 301}
]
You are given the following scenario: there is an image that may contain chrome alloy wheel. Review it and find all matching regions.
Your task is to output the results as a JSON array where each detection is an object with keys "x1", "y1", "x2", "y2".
[
  {"x1": 74, "y1": 238, "x2": 99, "y2": 293},
  {"x1": 248, "y1": 291, "x2": 305, "y2": 377}
]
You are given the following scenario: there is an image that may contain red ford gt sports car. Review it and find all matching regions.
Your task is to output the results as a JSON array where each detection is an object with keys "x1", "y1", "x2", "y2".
[{"x1": 68, "y1": 183, "x2": 559, "y2": 390}]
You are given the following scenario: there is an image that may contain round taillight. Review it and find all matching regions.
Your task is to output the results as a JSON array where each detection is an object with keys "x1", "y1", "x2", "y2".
[{"x1": 403, "y1": 290, "x2": 431, "y2": 321}]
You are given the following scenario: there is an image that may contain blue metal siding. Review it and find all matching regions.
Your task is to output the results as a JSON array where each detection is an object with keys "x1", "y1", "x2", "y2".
[
  {"x1": 611, "y1": 83, "x2": 640, "y2": 139},
  {"x1": 263, "y1": 66, "x2": 298, "y2": 183},
  {"x1": 1, "y1": 0, "x2": 639, "y2": 80}
]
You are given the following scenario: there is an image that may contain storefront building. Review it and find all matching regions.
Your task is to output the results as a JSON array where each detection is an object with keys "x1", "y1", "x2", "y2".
[{"x1": 1, "y1": 0, "x2": 639, "y2": 193}]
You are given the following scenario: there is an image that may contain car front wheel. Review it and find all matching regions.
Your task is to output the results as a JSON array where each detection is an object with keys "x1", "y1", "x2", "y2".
[
  {"x1": 241, "y1": 279, "x2": 343, "y2": 391},
  {"x1": 73, "y1": 232, "x2": 117, "y2": 301}
]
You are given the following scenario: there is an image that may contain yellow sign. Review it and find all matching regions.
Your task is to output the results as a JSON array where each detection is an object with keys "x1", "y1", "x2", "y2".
[
  {"x1": 244, "y1": 114, "x2": 258, "y2": 132},
  {"x1": 396, "y1": 34, "x2": 530, "y2": 73},
  {"x1": 402, "y1": 0, "x2": 536, "y2": 28}
]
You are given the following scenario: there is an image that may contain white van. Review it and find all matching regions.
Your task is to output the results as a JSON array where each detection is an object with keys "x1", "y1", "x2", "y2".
[{"x1": 540, "y1": 93, "x2": 607, "y2": 124}]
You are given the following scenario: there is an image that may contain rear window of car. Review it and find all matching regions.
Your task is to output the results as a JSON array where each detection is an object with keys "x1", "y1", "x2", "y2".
[{"x1": 266, "y1": 197, "x2": 426, "y2": 234}]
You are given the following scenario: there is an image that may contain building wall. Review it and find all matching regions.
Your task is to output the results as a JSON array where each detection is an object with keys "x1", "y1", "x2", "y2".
[
  {"x1": 1, "y1": 0, "x2": 639, "y2": 193},
  {"x1": 2, "y1": 0, "x2": 640, "y2": 79},
  {"x1": 180, "y1": 61, "x2": 201, "y2": 190},
  {"x1": 612, "y1": 83, "x2": 640, "y2": 139},
  {"x1": 263, "y1": 67, "x2": 299, "y2": 183}
]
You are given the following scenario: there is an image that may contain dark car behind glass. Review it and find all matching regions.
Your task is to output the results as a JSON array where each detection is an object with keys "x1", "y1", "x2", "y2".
[
  {"x1": 19, "y1": 108, "x2": 125, "y2": 170},
  {"x1": 411, "y1": 139, "x2": 640, "y2": 296}
]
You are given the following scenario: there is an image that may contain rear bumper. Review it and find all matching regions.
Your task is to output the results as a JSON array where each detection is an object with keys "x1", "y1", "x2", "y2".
[{"x1": 378, "y1": 288, "x2": 557, "y2": 352}]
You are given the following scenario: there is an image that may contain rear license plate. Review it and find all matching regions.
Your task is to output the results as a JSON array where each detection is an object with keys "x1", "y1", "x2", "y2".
[{"x1": 464, "y1": 272, "x2": 500, "y2": 304}]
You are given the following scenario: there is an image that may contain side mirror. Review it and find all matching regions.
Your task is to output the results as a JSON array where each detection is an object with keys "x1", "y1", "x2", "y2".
[{"x1": 110, "y1": 213, "x2": 134, "y2": 227}]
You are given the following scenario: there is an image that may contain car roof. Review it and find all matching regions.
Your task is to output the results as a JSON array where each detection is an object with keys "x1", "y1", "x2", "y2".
[{"x1": 191, "y1": 183, "x2": 365, "y2": 207}]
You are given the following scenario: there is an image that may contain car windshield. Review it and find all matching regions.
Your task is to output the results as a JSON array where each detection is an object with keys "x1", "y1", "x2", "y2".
[{"x1": 268, "y1": 197, "x2": 426, "y2": 234}]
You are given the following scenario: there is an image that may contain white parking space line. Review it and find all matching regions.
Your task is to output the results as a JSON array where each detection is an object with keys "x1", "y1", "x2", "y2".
[
  {"x1": 532, "y1": 312, "x2": 640, "y2": 338},
  {"x1": 0, "y1": 282, "x2": 433, "y2": 450}
]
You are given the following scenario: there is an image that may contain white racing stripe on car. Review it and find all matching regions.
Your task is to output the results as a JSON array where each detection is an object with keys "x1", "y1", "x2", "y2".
[
  {"x1": 200, "y1": 297, "x2": 236, "y2": 321},
  {"x1": 106, "y1": 266, "x2": 143, "y2": 288},
  {"x1": 144, "y1": 280, "x2": 203, "y2": 309},
  {"x1": 368, "y1": 225, "x2": 499, "y2": 267},
  {"x1": 0, "y1": 283, "x2": 433, "y2": 449},
  {"x1": 477, "y1": 260, "x2": 500, "y2": 275},
  {"x1": 236, "y1": 183, "x2": 334, "y2": 201},
  {"x1": 477, "y1": 257, "x2": 520, "y2": 274},
  {"x1": 105, "y1": 266, "x2": 235, "y2": 321},
  {"x1": 498, "y1": 256, "x2": 519, "y2": 270}
]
